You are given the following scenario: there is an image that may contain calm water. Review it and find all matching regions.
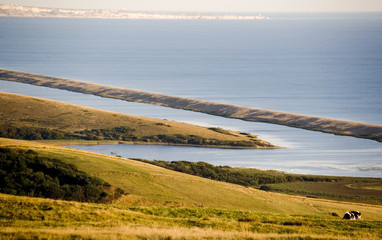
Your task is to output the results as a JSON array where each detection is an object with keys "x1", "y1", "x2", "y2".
[{"x1": 1, "y1": 14, "x2": 382, "y2": 177}]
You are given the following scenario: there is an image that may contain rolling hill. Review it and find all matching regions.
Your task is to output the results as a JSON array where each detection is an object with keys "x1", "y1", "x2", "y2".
[
  {"x1": 0, "y1": 138, "x2": 381, "y2": 239},
  {"x1": 0, "y1": 138, "x2": 380, "y2": 215},
  {"x1": 0, "y1": 91, "x2": 275, "y2": 148}
]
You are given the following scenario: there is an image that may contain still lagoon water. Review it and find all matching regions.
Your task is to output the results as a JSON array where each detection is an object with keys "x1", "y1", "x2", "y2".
[{"x1": 1, "y1": 14, "x2": 382, "y2": 177}]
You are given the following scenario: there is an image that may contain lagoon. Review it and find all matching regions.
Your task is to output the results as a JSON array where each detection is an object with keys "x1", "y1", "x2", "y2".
[
  {"x1": 2, "y1": 80, "x2": 382, "y2": 177},
  {"x1": 1, "y1": 14, "x2": 382, "y2": 177}
]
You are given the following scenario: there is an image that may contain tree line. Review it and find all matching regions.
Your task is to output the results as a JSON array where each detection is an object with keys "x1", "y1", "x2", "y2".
[
  {"x1": 0, "y1": 125, "x2": 261, "y2": 147},
  {"x1": 0, "y1": 147, "x2": 124, "y2": 203},
  {"x1": 134, "y1": 159, "x2": 361, "y2": 189}
]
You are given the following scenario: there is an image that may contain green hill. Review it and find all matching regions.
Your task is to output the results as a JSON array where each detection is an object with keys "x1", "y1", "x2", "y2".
[
  {"x1": 135, "y1": 159, "x2": 382, "y2": 205},
  {"x1": 0, "y1": 91, "x2": 275, "y2": 148},
  {"x1": 1, "y1": 138, "x2": 380, "y2": 214},
  {"x1": 0, "y1": 138, "x2": 382, "y2": 239}
]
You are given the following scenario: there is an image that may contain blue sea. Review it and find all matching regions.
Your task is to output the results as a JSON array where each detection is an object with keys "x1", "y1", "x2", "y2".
[{"x1": 1, "y1": 13, "x2": 382, "y2": 177}]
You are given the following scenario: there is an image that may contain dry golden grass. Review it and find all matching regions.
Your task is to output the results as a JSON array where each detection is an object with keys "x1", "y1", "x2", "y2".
[
  {"x1": 1, "y1": 193, "x2": 381, "y2": 240},
  {"x1": 2, "y1": 226, "x2": 369, "y2": 240},
  {"x1": 0, "y1": 91, "x2": 275, "y2": 148}
]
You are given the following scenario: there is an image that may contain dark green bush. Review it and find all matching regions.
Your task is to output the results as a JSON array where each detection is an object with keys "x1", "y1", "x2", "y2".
[
  {"x1": 0, "y1": 125, "x2": 259, "y2": 147},
  {"x1": 0, "y1": 147, "x2": 123, "y2": 203},
  {"x1": 133, "y1": 159, "x2": 363, "y2": 189},
  {"x1": 0, "y1": 126, "x2": 70, "y2": 140},
  {"x1": 259, "y1": 185, "x2": 272, "y2": 191}
]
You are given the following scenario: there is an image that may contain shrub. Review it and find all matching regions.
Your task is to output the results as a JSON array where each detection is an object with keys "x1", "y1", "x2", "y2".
[
  {"x1": 259, "y1": 185, "x2": 272, "y2": 191},
  {"x1": 0, "y1": 147, "x2": 124, "y2": 203}
]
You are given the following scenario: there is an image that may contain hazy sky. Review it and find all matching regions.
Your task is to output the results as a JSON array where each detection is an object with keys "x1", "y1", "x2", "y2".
[{"x1": 1, "y1": 0, "x2": 381, "y2": 12}]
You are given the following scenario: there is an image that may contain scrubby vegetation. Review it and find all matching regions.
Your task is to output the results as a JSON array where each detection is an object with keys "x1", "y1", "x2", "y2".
[
  {"x1": 0, "y1": 125, "x2": 69, "y2": 140},
  {"x1": 0, "y1": 125, "x2": 265, "y2": 147},
  {"x1": 134, "y1": 159, "x2": 348, "y2": 185},
  {"x1": 0, "y1": 147, "x2": 123, "y2": 203},
  {"x1": 135, "y1": 159, "x2": 382, "y2": 204},
  {"x1": 75, "y1": 127, "x2": 263, "y2": 147},
  {"x1": 208, "y1": 127, "x2": 235, "y2": 136}
]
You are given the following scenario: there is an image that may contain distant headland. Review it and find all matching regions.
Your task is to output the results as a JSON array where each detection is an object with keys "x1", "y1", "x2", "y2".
[
  {"x1": 0, "y1": 4, "x2": 270, "y2": 20},
  {"x1": 1, "y1": 68, "x2": 381, "y2": 142}
]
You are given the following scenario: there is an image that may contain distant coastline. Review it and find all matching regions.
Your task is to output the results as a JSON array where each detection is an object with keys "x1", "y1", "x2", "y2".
[
  {"x1": 1, "y1": 68, "x2": 382, "y2": 142},
  {"x1": 0, "y1": 4, "x2": 270, "y2": 20}
]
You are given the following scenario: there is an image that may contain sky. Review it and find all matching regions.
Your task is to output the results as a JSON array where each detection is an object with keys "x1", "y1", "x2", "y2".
[{"x1": 0, "y1": 0, "x2": 381, "y2": 12}]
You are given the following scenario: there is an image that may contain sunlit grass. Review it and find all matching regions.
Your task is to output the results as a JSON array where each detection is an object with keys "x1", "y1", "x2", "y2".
[
  {"x1": 0, "y1": 91, "x2": 275, "y2": 148},
  {"x1": 1, "y1": 138, "x2": 382, "y2": 215},
  {"x1": 1, "y1": 194, "x2": 381, "y2": 239},
  {"x1": 1, "y1": 138, "x2": 382, "y2": 239}
]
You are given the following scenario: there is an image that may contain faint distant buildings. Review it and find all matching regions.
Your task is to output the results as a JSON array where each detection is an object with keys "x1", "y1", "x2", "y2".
[{"x1": 0, "y1": 4, "x2": 270, "y2": 20}]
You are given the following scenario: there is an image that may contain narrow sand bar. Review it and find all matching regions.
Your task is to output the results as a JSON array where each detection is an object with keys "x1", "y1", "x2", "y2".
[{"x1": 1, "y1": 68, "x2": 382, "y2": 142}]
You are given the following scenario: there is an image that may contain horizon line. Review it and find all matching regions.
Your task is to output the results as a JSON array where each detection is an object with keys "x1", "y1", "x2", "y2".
[{"x1": 1, "y1": 4, "x2": 382, "y2": 14}]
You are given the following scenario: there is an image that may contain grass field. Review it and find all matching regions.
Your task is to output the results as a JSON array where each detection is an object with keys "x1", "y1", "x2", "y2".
[
  {"x1": 0, "y1": 138, "x2": 382, "y2": 239},
  {"x1": 267, "y1": 181, "x2": 382, "y2": 205},
  {"x1": 1, "y1": 193, "x2": 382, "y2": 240},
  {"x1": 0, "y1": 91, "x2": 275, "y2": 148}
]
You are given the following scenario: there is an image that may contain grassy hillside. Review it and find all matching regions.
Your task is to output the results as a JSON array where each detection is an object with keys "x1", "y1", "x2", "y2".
[
  {"x1": 0, "y1": 138, "x2": 382, "y2": 239},
  {"x1": 0, "y1": 91, "x2": 275, "y2": 148},
  {"x1": 136, "y1": 160, "x2": 382, "y2": 205},
  {"x1": 1, "y1": 138, "x2": 381, "y2": 215},
  {"x1": 1, "y1": 193, "x2": 382, "y2": 240}
]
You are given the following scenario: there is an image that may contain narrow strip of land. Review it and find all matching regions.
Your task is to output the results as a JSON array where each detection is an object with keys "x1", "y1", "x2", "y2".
[{"x1": 1, "y1": 68, "x2": 382, "y2": 142}]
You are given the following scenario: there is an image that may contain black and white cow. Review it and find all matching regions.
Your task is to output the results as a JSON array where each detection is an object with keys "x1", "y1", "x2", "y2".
[{"x1": 343, "y1": 211, "x2": 361, "y2": 220}]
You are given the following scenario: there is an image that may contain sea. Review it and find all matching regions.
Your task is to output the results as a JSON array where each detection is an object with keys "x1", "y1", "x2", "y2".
[{"x1": 0, "y1": 13, "x2": 382, "y2": 177}]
